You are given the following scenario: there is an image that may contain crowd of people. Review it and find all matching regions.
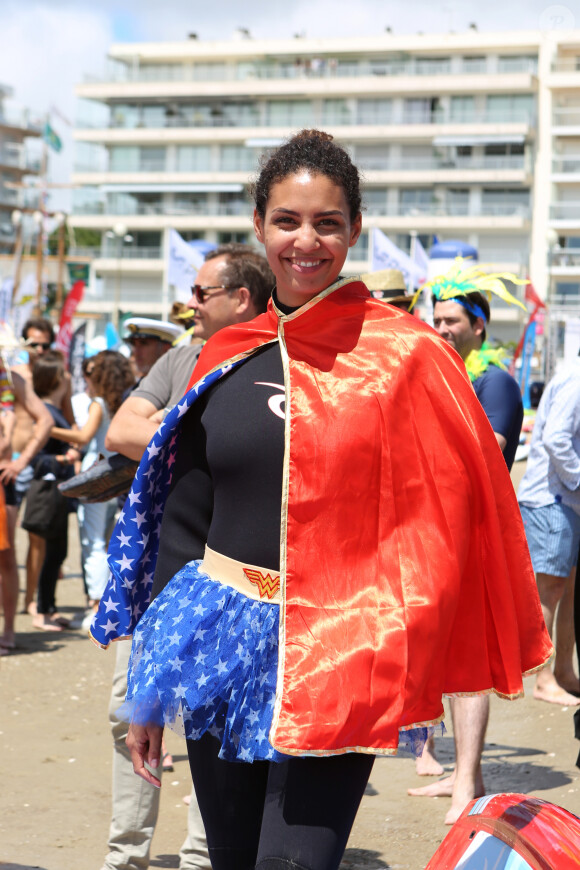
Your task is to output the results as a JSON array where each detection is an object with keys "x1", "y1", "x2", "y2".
[{"x1": 0, "y1": 130, "x2": 577, "y2": 870}]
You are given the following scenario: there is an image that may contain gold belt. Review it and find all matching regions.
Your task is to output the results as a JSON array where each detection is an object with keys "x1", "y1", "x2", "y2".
[{"x1": 200, "y1": 546, "x2": 281, "y2": 604}]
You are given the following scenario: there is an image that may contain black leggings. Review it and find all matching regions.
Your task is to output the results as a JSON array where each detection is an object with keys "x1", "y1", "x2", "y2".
[
  {"x1": 187, "y1": 733, "x2": 374, "y2": 870},
  {"x1": 37, "y1": 527, "x2": 68, "y2": 614}
]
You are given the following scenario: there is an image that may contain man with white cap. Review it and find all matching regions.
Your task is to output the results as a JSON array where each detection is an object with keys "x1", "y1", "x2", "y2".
[{"x1": 123, "y1": 317, "x2": 183, "y2": 380}]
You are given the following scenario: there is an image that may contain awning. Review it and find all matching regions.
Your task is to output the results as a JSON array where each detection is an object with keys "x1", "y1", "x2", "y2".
[
  {"x1": 100, "y1": 183, "x2": 244, "y2": 193},
  {"x1": 432, "y1": 135, "x2": 526, "y2": 146},
  {"x1": 244, "y1": 138, "x2": 284, "y2": 148}
]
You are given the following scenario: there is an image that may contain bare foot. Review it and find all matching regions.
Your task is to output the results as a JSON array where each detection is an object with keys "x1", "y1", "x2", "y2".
[
  {"x1": 443, "y1": 775, "x2": 485, "y2": 825},
  {"x1": 50, "y1": 613, "x2": 71, "y2": 628},
  {"x1": 33, "y1": 615, "x2": 63, "y2": 632},
  {"x1": 415, "y1": 740, "x2": 444, "y2": 777},
  {"x1": 553, "y1": 671, "x2": 580, "y2": 697},
  {"x1": 26, "y1": 601, "x2": 37, "y2": 616},
  {"x1": 533, "y1": 684, "x2": 580, "y2": 706},
  {"x1": 0, "y1": 633, "x2": 15, "y2": 650},
  {"x1": 408, "y1": 773, "x2": 455, "y2": 798}
]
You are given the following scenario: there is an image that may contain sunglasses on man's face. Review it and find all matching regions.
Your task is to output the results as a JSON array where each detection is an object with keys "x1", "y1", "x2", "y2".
[
  {"x1": 191, "y1": 284, "x2": 241, "y2": 304},
  {"x1": 26, "y1": 341, "x2": 51, "y2": 351}
]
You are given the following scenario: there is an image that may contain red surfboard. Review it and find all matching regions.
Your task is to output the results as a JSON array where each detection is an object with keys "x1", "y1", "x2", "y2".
[{"x1": 425, "y1": 793, "x2": 580, "y2": 869}]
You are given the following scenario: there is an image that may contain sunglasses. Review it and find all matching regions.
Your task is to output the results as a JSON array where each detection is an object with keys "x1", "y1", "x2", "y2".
[
  {"x1": 191, "y1": 284, "x2": 241, "y2": 304},
  {"x1": 25, "y1": 341, "x2": 51, "y2": 351}
]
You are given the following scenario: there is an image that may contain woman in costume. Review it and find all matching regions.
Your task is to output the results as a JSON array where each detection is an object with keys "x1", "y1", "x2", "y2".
[{"x1": 92, "y1": 130, "x2": 552, "y2": 870}]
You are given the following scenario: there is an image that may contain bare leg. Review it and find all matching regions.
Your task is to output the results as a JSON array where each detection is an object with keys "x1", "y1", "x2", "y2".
[
  {"x1": 553, "y1": 569, "x2": 579, "y2": 694},
  {"x1": 534, "y1": 570, "x2": 580, "y2": 706},
  {"x1": 415, "y1": 735, "x2": 444, "y2": 776},
  {"x1": 24, "y1": 532, "x2": 45, "y2": 615},
  {"x1": 0, "y1": 508, "x2": 19, "y2": 648},
  {"x1": 409, "y1": 695, "x2": 487, "y2": 824},
  {"x1": 442, "y1": 695, "x2": 487, "y2": 825}
]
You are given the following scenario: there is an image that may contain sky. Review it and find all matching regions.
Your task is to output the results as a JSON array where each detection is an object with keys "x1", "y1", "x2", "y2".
[{"x1": 0, "y1": 0, "x2": 576, "y2": 210}]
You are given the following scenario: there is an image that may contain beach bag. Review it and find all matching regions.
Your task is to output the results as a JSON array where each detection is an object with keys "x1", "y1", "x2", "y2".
[{"x1": 21, "y1": 459, "x2": 69, "y2": 539}]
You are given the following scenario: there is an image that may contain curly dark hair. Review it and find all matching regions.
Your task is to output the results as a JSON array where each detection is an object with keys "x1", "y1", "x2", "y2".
[
  {"x1": 22, "y1": 316, "x2": 55, "y2": 344},
  {"x1": 89, "y1": 350, "x2": 135, "y2": 415},
  {"x1": 251, "y1": 129, "x2": 362, "y2": 221}
]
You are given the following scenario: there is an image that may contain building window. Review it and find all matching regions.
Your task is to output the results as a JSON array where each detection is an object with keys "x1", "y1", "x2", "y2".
[
  {"x1": 403, "y1": 98, "x2": 440, "y2": 123},
  {"x1": 400, "y1": 188, "x2": 433, "y2": 214},
  {"x1": 322, "y1": 99, "x2": 351, "y2": 125},
  {"x1": 356, "y1": 99, "x2": 392, "y2": 125},
  {"x1": 497, "y1": 55, "x2": 538, "y2": 74},
  {"x1": 267, "y1": 100, "x2": 314, "y2": 127},
  {"x1": 486, "y1": 94, "x2": 535, "y2": 123},
  {"x1": 363, "y1": 188, "x2": 389, "y2": 215},
  {"x1": 461, "y1": 56, "x2": 487, "y2": 74},
  {"x1": 220, "y1": 145, "x2": 259, "y2": 171},
  {"x1": 414, "y1": 57, "x2": 451, "y2": 75},
  {"x1": 176, "y1": 146, "x2": 212, "y2": 172},
  {"x1": 446, "y1": 188, "x2": 470, "y2": 215},
  {"x1": 450, "y1": 96, "x2": 475, "y2": 122},
  {"x1": 482, "y1": 188, "x2": 530, "y2": 216}
]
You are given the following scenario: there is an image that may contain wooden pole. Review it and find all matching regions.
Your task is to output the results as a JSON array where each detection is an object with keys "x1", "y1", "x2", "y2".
[{"x1": 55, "y1": 219, "x2": 66, "y2": 315}]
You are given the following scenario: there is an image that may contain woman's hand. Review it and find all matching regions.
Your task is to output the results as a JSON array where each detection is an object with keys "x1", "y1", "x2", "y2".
[{"x1": 126, "y1": 722, "x2": 163, "y2": 787}]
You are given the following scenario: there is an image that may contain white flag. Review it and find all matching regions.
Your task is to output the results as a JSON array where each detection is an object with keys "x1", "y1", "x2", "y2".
[
  {"x1": 167, "y1": 229, "x2": 206, "y2": 302},
  {"x1": 371, "y1": 228, "x2": 424, "y2": 286},
  {"x1": 413, "y1": 237, "x2": 429, "y2": 283}
]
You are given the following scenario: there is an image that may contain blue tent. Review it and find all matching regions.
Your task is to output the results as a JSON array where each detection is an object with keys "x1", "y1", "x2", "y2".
[{"x1": 429, "y1": 240, "x2": 478, "y2": 261}]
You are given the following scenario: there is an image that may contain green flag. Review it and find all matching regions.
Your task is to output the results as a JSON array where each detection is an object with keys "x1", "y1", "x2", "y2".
[{"x1": 43, "y1": 122, "x2": 62, "y2": 153}]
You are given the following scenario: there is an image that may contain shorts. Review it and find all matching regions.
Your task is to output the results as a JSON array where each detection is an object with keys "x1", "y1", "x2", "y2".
[{"x1": 519, "y1": 502, "x2": 580, "y2": 577}]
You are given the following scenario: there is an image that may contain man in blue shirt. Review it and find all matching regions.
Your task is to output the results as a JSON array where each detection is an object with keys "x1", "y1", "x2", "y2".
[
  {"x1": 409, "y1": 285, "x2": 524, "y2": 824},
  {"x1": 518, "y1": 356, "x2": 580, "y2": 708}
]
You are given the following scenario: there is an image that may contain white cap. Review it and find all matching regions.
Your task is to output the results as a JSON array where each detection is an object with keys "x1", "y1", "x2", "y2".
[{"x1": 123, "y1": 317, "x2": 183, "y2": 344}]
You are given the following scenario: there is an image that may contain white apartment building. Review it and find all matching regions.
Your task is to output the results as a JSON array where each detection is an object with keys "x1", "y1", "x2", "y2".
[
  {"x1": 0, "y1": 85, "x2": 41, "y2": 252},
  {"x1": 71, "y1": 28, "x2": 580, "y2": 345}
]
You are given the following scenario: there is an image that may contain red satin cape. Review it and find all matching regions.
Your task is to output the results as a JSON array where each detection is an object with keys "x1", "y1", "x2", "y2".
[{"x1": 187, "y1": 277, "x2": 552, "y2": 756}]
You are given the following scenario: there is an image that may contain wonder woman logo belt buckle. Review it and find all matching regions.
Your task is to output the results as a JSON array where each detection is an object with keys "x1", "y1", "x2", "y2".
[{"x1": 242, "y1": 568, "x2": 280, "y2": 600}]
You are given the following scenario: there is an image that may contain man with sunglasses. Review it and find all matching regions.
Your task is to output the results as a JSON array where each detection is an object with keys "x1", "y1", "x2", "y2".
[
  {"x1": 99, "y1": 244, "x2": 273, "y2": 870},
  {"x1": 11, "y1": 317, "x2": 75, "y2": 616},
  {"x1": 107, "y1": 244, "x2": 274, "y2": 460}
]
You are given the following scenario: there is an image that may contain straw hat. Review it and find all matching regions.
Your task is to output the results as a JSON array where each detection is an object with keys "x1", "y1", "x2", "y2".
[{"x1": 360, "y1": 269, "x2": 414, "y2": 309}]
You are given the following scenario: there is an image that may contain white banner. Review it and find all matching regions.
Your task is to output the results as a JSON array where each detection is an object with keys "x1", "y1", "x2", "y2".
[
  {"x1": 371, "y1": 228, "x2": 425, "y2": 286},
  {"x1": 167, "y1": 229, "x2": 206, "y2": 303}
]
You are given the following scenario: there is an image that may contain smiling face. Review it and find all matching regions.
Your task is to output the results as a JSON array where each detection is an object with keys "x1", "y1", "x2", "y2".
[{"x1": 253, "y1": 170, "x2": 361, "y2": 308}]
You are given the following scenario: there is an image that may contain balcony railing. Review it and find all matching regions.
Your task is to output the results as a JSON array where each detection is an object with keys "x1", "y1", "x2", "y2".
[
  {"x1": 99, "y1": 245, "x2": 163, "y2": 259},
  {"x1": 551, "y1": 59, "x2": 580, "y2": 73},
  {"x1": 550, "y1": 203, "x2": 580, "y2": 220},
  {"x1": 553, "y1": 108, "x2": 580, "y2": 126},
  {"x1": 72, "y1": 201, "x2": 253, "y2": 217},
  {"x1": 78, "y1": 106, "x2": 536, "y2": 131},
  {"x1": 552, "y1": 156, "x2": 580, "y2": 173},
  {"x1": 551, "y1": 250, "x2": 580, "y2": 267},
  {"x1": 85, "y1": 54, "x2": 541, "y2": 86},
  {"x1": 0, "y1": 111, "x2": 42, "y2": 133},
  {"x1": 357, "y1": 155, "x2": 526, "y2": 172},
  {"x1": 365, "y1": 202, "x2": 530, "y2": 218}
]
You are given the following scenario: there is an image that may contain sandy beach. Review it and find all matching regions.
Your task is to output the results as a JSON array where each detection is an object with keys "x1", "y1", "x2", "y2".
[{"x1": 2, "y1": 484, "x2": 580, "y2": 869}]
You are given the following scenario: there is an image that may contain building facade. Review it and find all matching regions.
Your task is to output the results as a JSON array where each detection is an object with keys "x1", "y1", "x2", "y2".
[
  {"x1": 0, "y1": 84, "x2": 41, "y2": 252},
  {"x1": 71, "y1": 28, "x2": 580, "y2": 345}
]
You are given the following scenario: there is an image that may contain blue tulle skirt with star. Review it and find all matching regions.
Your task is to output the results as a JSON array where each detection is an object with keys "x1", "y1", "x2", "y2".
[
  {"x1": 120, "y1": 558, "x2": 287, "y2": 762},
  {"x1": 120, "y1": 557, "x2": 442, "y2": 763}
]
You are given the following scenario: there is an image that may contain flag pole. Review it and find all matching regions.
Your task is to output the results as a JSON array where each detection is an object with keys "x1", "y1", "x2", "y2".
[{"x1": 408, "y1": 230, "x2": 418, "y2": 295}]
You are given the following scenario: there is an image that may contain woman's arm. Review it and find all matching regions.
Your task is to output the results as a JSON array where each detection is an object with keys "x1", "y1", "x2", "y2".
[{"x1": 51, "y1": 399, "x2": 103, "y2": 446}]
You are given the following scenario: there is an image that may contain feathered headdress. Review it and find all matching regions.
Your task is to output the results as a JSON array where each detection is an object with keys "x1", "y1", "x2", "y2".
[{"x1": 414, "y1": 259, "x2": 528, "y2": 321}]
